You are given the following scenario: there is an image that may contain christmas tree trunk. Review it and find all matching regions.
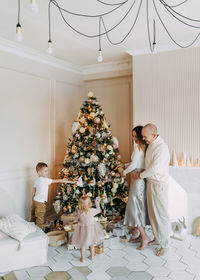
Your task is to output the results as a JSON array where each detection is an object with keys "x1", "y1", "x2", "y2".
[{"x1": 56, "y1": 92, "x2": 128, "y2": 216}]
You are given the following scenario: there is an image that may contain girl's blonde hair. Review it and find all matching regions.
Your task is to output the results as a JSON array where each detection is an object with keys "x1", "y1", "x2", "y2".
[{"x1": 78, "y1": 195, "x2": 92, "y2": 212}]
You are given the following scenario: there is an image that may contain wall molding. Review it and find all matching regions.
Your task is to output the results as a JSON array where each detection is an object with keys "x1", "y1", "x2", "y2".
[
  {"x1": 0, "y1": 37, "x2": 82, "y2": 74},
  {"x1": 82, "y1": 59, "x2": 132, "y2": 75},
  {"x1": 127, "y1": 42, "x2": 200, "y2": 57},
  {"x1": 0, "y1": 37, "x2": 132, "y2": 76}
]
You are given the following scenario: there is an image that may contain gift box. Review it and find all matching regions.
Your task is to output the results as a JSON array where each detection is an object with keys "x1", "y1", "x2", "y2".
[
  {"x1": 47, "y1": 231, "x2": 67, "y2": 247},
  {"x1": 120, "y1": 235, "x2": 128, "y2": 244},
  {"x1": 113, "y1": 225, "x2": 128, "y2": 237},
  {"x1": 61, "y1": 213, "x2": 77, "y2": 225},
  {"x1": 95, "y1": 243, "x2": 104, "y2": 254}
]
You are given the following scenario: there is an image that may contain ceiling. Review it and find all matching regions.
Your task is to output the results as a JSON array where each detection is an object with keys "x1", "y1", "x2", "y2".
[{"x1": 0, "y1": 0, "x2": 200, "y2": 66}]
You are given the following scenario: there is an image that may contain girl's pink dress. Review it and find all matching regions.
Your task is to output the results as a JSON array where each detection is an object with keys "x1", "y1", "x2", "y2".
[{"x1": 72, "y1": 202, "x2": 104, "y2": 247}]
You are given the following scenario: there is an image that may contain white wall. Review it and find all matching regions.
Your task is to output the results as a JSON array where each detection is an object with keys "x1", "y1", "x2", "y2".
[
  {"x1": 0, "y1": 51, "x2": 84, "y2": 219},
  {"x1": 133, "y1": 47, "x2": 200, "y2": 162}
]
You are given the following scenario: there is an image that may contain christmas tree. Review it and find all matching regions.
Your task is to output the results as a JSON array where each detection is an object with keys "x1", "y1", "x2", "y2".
[{"x1": 56, "y1": 92, "x2": 128, "y2": 216}]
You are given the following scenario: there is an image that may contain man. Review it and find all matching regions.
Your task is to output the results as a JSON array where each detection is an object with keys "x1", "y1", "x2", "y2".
[{"x1": 134, "y1": 123, "x2": 170, "y2": 256}]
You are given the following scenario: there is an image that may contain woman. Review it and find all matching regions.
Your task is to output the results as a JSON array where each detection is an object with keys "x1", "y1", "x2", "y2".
[{"x1": 121, "y1": 126, "x2": 150, "y2": 250}]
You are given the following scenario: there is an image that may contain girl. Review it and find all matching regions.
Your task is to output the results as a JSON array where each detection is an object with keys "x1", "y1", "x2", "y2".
[{"x1": 72, "y1": 195, "x2": 104, "y2": 262}]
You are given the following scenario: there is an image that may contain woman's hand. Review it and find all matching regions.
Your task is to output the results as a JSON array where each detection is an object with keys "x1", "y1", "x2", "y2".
[{"x1": 115, "y1": 164, "x2": 124, "y2": 170}]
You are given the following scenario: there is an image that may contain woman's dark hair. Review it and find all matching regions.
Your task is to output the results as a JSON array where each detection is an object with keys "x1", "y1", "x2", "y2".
[{"x1": 132, "y1": 126, "x2": 146, "y2": 146}]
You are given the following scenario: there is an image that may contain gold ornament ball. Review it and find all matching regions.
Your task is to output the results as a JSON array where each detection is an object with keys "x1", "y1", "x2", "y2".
[
  {"x1": 90, "y1": 112, "x2": 96, "y2": 118},
  {"x1": 88, "y1": 91, "x2": 94, "y2": 98},
  {"x1": 80, "y1": 127, "x2": 85, "y2": 133},
  {"x1": 94, "y1": 117, "x2": 100, "y2": 124}
]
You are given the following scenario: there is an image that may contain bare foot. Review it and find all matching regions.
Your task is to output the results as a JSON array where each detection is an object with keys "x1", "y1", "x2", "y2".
[
  {"x1": 156, "y1": 248, "x2": 169, "y2": 256},
  {"x1": 89, "y1": 255, "x2": 95, "y2": 260},
  {"x1": 148, "y1": 239, "x2": 160, "y2": 246},
  {"x1": 136, "y1": 237, "x2": 151, "y2": 250},
  {"x1": 130, "y1": 237, "x2": 141, "y2": 243},
  {"x1": 80, "y1": 258, "x2": 84, "y2": 262}
]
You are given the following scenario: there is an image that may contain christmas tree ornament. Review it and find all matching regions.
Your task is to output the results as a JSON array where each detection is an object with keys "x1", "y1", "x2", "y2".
[
  {"x1": 80, "y1": 127, "x2": 86, "y2": 133},
  {"x1": 94, "y1": 117, "x2": 100, "y2": 124},
  {"x1": 63, "y1": 194, "x2": 68, "y2": 201},
  {"x1": 72, "y1": 122, "x2": 80, "y2": 134},
  {"x1": 96, "y1": 132, "x2": 101, "y2": 138},
  {"x1": 107, "y1": 145, "x2": 113, "y2": 151},
  {"x1": 85, "y1": 158, "x2": 91, "y2": 164},
  {"x1": 90, "y1": 112, "x2": 96, "y2": 118},
  {"x1": 53, "y1": 200, "x2": 61, "y2": 214},
  {"x1": 88, "y1": 91, "x2": 94, "y2": 98},
  {"x1": 113, "y1": 183, "x2": 118, "y2": 189},
  {"x1": 80, "y1": 116, "x2": 86, "y2": 124},
  {"x1": 80, "y1": 156, "x2": 85, "y2": 162},
  {"x1": 87, "y1": 192, "x2": 92, "y2": 197},
  {"x1": 98, "y1": 163, "x2": 106, "y2": 177}
]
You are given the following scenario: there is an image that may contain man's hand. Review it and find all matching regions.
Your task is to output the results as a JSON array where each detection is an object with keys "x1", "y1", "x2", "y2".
[{"x1": 132, "y1": 172, "x2": 141, "y2": 180}]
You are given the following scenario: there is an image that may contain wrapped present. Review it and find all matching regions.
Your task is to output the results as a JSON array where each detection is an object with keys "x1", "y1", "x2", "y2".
[
  {"x1": 47, "y1": 231, "x2": 67, "y2": 246},
  {"x1": 66, "y1": 244, "x2": 75, "y2": 250},
  {"x1": 95, "y1": 242, "x2": 104, "y2": 254},
  {"x1": 61, "y1": 213, "x2": 77, "y2": 225},
  {"x1": 120, "y1": 235, "x2": 128, "y2": 244},
  {"x1": 113, "y1": 224, "x2": 128, "y2": 237}
]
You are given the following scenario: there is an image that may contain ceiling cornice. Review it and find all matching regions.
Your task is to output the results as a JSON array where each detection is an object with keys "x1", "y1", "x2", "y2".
[
  {"x1": 127, "y1": 42, "x2": 200, "y2": 56},
  {"x1": 0, "y1": 37, "x2": 132, "y2": 77},
  {"x1": 0, "y1": 37, "x2": 82, "y2": 74}
]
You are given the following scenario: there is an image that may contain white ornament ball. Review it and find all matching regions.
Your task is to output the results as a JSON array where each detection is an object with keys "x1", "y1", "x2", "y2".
[
  {"x1": 96, "y1": 132, "x2": 101, "y2": 138},
  {"x1": 91, "y1": 155, "x2": 99, "y2": 162},
  {"x1": 72, "y1": 122, "x2": 80, "y2": 134},
  {"x1": 111, "y1": 188, "x2": 117, "y2": 194},
  {"x1": 85, "y1": 158, "x2": 91, "y2": 164},
  {"x1": 88, "y1": 91, "x2": 94, "y2": 98},
  {"x1": 107, "y1": 145, "x2": 113, "y2": 151},
  {"x1": 113, "y1": 183, "x2": 118, "y2": 189},
  {"x1": 87, "y1": 192, "x2": 92, "y2": 197}
]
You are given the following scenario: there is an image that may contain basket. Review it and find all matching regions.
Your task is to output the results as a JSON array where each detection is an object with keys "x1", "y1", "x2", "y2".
[{"x1": 47, "y1": 231, "x2": 66, "y2": 246}]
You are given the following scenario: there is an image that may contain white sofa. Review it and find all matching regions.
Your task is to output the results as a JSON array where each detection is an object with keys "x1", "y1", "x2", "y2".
[{"x1": 0, "y1": 190, "x2": 49, "y2": 273}]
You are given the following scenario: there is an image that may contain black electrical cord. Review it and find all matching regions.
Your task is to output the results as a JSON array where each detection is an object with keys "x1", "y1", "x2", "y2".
[{"x1": 153, "y1": 0, "x2": 200, "y2": 48}]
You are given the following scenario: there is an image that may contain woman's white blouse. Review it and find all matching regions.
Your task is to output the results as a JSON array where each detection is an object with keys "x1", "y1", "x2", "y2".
[{"x1": 123, "y1": 144, "x2": 145, "y2": 176}]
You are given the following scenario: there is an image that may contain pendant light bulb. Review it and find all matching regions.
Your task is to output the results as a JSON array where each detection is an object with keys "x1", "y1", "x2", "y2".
[
  {"x1": 47, "y1": 40, "x2": 53, "y2": 54},
  {"x1": 16, "y1": 23, "x2": 23, "y2": 42},
  {"x1": 97, "y1": 50, "x2": 103, "y2": 62},
  {"x1": 30, "y1": 0, "x2": 39, "y2": 14},
  {"x1": 152, "y1": 42, "x2": 157, "y2": 54}
]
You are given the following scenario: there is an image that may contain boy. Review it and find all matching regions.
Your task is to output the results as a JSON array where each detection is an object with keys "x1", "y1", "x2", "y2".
[{"x1": 31, "y1": 162, "x2": 74, "y2": 230}]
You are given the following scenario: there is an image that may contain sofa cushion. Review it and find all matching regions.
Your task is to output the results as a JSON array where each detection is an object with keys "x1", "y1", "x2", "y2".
[{"x1": 0, "y1": 214, "x2": 37, "y2": 244}]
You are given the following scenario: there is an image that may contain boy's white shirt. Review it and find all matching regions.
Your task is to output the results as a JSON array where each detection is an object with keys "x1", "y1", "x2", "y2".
[{"x1": 33, "y1": 177, "x2": 53, "y2": 203}]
